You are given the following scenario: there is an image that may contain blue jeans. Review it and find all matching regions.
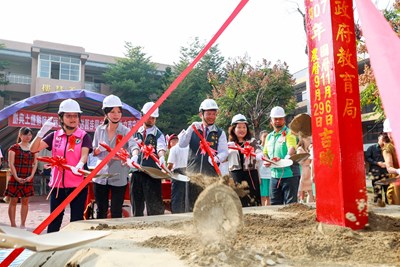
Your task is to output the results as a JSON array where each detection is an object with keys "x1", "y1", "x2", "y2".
[
  {"x1": 48, "y1": 187, "x2": 88, "y2": 233},
  {"x1": 93, "y1": 183, "x2": 126, "y2": 219},
  {"x1": 171, "y1": 180, "x2": 187, "y2": 213},
  {"x1": 270, "y1": 176, "x2": 300, "y2": 205}
]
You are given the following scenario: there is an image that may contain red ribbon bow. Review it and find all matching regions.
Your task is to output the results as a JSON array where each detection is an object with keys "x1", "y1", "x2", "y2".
[
  {"x1": 37, "y1": 156, "x2": 68, "y2": 170},
  {"x1": 68, "y1": 135, "x2": 77, "y2": 152},
  {"x1": 117, "y1": 148, "x2": 130, "y2": 162},
  {"x1": 199, "y1": 140, "x2": 217, "y2": 157},
  {"x1": 141, "y1": 144, "x2": 155, "y2": 160},
  {"x1": 241, "y1": 142, "x2": 255, "y2": 159},
  {"x1": 100, "y1": 142, "x2": 130, "y2": 162}
]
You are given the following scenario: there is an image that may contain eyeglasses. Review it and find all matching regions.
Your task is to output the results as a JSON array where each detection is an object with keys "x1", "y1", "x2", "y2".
[{"x1": 64, "y1": 114, "x2": 79, "y2": 119}]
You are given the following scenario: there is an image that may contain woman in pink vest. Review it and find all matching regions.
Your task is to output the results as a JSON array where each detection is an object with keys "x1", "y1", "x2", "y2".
[{"x1": 30, "y1": 99, "x2": 92, "y2": 233}]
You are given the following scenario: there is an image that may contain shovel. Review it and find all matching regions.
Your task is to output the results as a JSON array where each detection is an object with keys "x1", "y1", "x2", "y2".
[
  {"x1": 148, "y1": 153, "x2": 190, "y2": 182},
  {"x1": 290, "y1": 153, "x2": 310, "y2": 163},
  {"x1": 262, "y1": 157, "x2": 293, "y2": 168},
  {"x1": 0, "y1": 225, "x2": 110, "y2": 252},
  {"x1": 99, "y1": 142, "x2": 170, "y2": 180},
  {"x1": 156, "y1": 162, "x2": 190, "y2": 182},
  {"x1": 375, "y1": 177, "x2": 400, "y2": 185},
  {"x1": 135, "y1": 142, "x2": 190, "y2": 182}
]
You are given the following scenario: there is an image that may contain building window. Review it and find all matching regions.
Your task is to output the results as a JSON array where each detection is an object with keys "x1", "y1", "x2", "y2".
[{"x1": 38, "y1": 53, "x2": 80, "y2": 81}]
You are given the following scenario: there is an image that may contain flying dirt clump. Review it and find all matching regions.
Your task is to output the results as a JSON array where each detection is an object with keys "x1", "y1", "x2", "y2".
[{"x1": 192, "y1": 181, "x2": 244, "y2": 245}]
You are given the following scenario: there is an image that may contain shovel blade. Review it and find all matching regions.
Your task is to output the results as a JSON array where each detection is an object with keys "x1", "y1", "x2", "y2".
[{"x1": 171, "y1": 173, "x2": 190, "y2": 182}]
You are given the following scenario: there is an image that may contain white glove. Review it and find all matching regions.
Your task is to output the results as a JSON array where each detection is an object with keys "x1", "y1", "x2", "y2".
[
  {"x1": 256, "y1": 152, "x2": 264, "y2": 162},
  {"x1": 396, "y1": 168, "x2": 400, "y2": 175},
  {"x1": 158, "y1": 156, "x2": 166, "y2": 167},
  {"x1": 187, "y1": 122, "x2": 201, "y2": 133},
  {"x1": 37, "y1": 117, "x2": 55, "y2": 138},
  {"x1": 284, "y1": 154, "x2": 291, "y2": 160},
  {"x1": 127, "y1": 155, "x2": 138, "y2": 168},
  {"x1": 71, "y1": 161, "x2": 84, "y2": 176},
  {"x1": 208, "y1": 156, "x2": 220, "y2": 166}
]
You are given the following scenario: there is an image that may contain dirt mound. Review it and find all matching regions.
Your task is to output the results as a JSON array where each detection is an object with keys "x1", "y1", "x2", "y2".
[{"x1": 139, "y1": 206, "x2": 400, "y2": 266}]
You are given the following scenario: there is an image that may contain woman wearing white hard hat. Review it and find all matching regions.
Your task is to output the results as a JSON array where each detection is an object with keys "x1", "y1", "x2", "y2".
[
  {"x1": 92, "y1": 95, "x2": 139, "y2": 219},
  {"x1": 227, "y1": 114, "x2": 261, "y2": 207},
  {"x1": 30, "y1": 98, "x2": 93, "y2": 232},
  {"x1": 131, "y1": 101, "x2": 167, "y2": 216}
]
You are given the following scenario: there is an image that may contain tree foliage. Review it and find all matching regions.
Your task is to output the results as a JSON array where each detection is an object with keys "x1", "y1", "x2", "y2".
[
  {"x1": 102, "y1": 42, "x2": 164, "y2": 111},
  {"x1": 209, "y1": 57, "x2": 296, "y2": 137},
  {"x1": 358, "y1": 0, "x2": 400, "y2": 121},
  {"x1": 159, "y1": 38, "x2": 225, "y2": 134}
]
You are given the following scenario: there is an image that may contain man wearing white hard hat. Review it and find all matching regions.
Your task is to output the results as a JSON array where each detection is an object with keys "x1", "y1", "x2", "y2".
[
  {"x1": 130, "y1": 101, "x2": 167, "y2": 216},
  {"x1": 381, "y1": 118, "x2": 400, "y2": 204},
  {"x1": 92, "y1": 95, "x2": 140, "y2": 219},
  {"x1": 30, "y1": 99, "x2": 93, "y2": 232},
  {"x1": 262, "y1": 106, "x2": 300, "y2": 205},
  {"x1": 179, "y1": 99, "x2": 228, "y2": 211}
]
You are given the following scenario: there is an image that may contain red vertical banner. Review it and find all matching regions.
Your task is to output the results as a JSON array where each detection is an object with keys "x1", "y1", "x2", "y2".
[{"x1": 305, "y1": 0, "x2": 368, "y2": 229}]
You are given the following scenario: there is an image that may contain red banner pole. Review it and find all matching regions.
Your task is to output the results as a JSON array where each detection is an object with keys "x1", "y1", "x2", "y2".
[
  {"x1": 0, "y1": 1, "x2": 249, "y2": 266},
  {"x1": 305, "y1": 0, "x2": 368, "y2": 230}
]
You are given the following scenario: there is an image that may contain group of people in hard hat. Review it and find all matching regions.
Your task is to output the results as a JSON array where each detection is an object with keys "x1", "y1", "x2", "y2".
[
  {"x1": 22, "y1": 95, "x2": 316, "y2": 232},
  {"x1": 5, "y1": 89, "x2": 400, "y2": 232}
]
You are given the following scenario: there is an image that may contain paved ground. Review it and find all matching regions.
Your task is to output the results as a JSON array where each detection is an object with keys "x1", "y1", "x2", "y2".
[{"x1": 0, "y1": 195, "x2": 71, "y2": 233}]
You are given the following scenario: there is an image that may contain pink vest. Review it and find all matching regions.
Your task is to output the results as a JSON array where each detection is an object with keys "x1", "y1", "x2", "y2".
[{"x1": 50, "y1": 128, "x2": 87, "y2": 188}]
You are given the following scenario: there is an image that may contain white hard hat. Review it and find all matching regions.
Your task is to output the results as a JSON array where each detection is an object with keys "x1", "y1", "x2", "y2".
[
  {"x1": 383, "y1": 118, "x2": 392, "y2": 133},
  {"x1": 199, "y1": 99, "x2": 219, "y2": 112},
  {"x1": 58, "y1": 99, "x2": 82, "y2": 114},
  {"x1": 141, "y1": 102, "x2": 159, "y2": 118},
  {"x1": 270, "y1": 106, "x2": 286, "y2": 118},
  {"x1": 231, "y1": 114, "x2": 248, "y2": 125},
  {"x1": 102, "y1": 95, "x2": 122, "y2": 109}
]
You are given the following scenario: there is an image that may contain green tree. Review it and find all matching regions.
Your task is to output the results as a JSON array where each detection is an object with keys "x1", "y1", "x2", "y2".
[
  {"x1": 159, "y1": 38, "x2": 225, "y2": 134},
  {"x1": 358, "y1": 0, "x2": 400, "y2": 121},
  {"x1": 102, "y1": 42, "x2": 164, "y2": 111},
  {"x1": 209, "y1": 57, "x2": 296, "y2": 137}
]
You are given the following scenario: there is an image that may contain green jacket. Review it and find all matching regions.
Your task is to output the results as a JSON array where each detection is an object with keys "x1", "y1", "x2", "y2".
[{"x1": 263, "y1": 125, "x2": 297, "y2": 178}]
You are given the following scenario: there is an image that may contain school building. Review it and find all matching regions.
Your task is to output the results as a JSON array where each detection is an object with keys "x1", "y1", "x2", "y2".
[{"x1": 0, "y1": 39, "x2": 169, "y2": 109}]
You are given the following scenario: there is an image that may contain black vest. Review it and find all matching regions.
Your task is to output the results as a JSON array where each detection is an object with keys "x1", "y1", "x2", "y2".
[
  {"x1": 134, "y1": 128, "x2": 163, "y2": 168},
  {"x1": 187, "y1": 126, "x2": 222, "y2": 177}
]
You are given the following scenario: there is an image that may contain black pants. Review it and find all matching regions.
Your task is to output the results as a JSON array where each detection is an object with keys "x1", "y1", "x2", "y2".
[
  {"x1": 93, "y1": 183, "x2": 126, "y2": 219},
  {"x1": 230, "y1": 169, "x2": 261, "y2": 207},
  {"x1": 48, "y1": 187, "x2": 87, "y2": 233},
  {"x1": 130, "y1": 171, "x2": 164, "y2": 216},
  {"x1": 270, "y1": 176, "x2": 300, "y2": 205}
]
